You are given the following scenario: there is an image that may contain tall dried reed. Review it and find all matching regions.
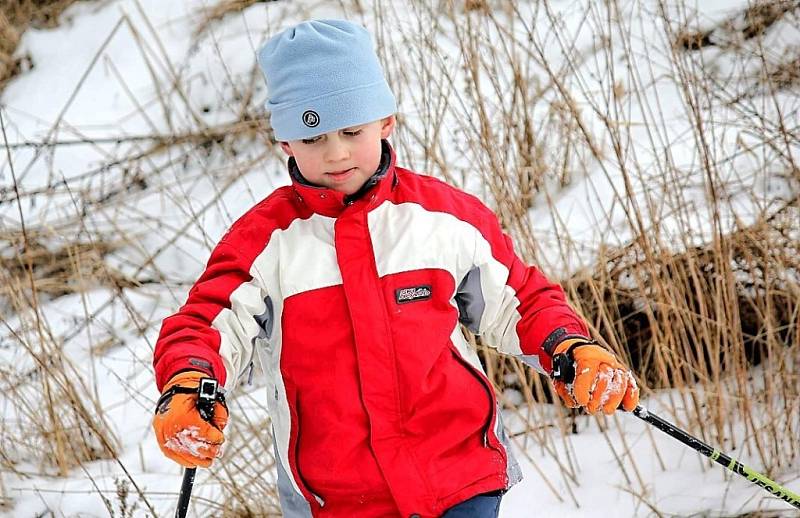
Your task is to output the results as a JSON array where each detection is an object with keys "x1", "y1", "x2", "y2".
[{"x1": 1, "y1": 0, "x2": 797, "y2": 515}]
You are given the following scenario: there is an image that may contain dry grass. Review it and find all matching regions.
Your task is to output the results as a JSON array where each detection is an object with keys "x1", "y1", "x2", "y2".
[
  {"x1": 675, "y1": 0, "x2": 799, "y2": 50},
  {"x1": 0, "y1": 0, "x2": 88, "y2": 90},
  {"x1": 564, "y1": 204, "x2": 800, "y2": 468},
  {"x1": 194, "y1": 0, "x2": 273, "y2": 37},
  {"x1": 0, "y1": 230, "x2": 140, "y2": 301},
  {"x1": 0, "y1": 0, "x2": 798, "y2": 514}
]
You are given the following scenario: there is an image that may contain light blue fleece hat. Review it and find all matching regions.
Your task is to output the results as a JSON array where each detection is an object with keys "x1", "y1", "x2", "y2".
[{"x1": 257, "y1": 19, "x2": 397, "y2": 141}]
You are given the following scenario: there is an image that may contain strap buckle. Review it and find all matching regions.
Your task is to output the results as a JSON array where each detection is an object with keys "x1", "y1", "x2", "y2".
[{"x1": 197, "y1": 378, "x2": 221, "y2": 421}]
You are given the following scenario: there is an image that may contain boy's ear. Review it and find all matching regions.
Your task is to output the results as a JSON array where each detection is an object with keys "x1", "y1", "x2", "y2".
[
  {"x1": 380, "y1": 115, "x2": 396, "y2": 139},
  {"x1": 279, "y1": 142, "x2": 294, "y2": 156}
]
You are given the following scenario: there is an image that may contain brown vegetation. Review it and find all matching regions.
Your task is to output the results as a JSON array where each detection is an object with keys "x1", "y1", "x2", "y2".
[
  {"x1": 0, "y1": 0, "x2": 798, "y2": 514},
  {"x1": 675, "y1": 0, "x2": 799, "y2": 50},
  {"x1": 0, "y1": 1, "x2": 88, "y2": 90}
]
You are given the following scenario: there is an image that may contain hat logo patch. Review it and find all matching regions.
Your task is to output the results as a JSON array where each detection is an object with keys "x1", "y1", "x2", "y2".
[
  {"x1": 302, "y1": 110, "x2": 320, "y2": 128},
  {"x1": 395, "y1": 285, "x2": 432, "y2": 304}
]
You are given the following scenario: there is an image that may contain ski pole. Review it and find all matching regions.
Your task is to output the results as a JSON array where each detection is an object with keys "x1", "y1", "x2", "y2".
[
  {"x1": 631, "y1": 405, "x2": 800, "y2": 509},
  {"x1": 551, "y1": 352, "x2": 800, "y2": 510},
  {"x1": 175, "y1": 468, "x2": 196, "y2": 518},
  {"x1": 175, "y1": 378, "x2": 220, "y2": 518}
]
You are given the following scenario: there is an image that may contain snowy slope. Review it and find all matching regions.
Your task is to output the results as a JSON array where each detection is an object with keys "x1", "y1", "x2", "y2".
[{"x1": 0, "y1": 0, "x2": 798, "y2": 516}]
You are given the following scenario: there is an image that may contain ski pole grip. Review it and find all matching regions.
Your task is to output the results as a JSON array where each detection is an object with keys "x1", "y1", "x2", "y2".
[
  {"x1": 551, "y1": 351, "x2": 576, "y2": 384},
  {"x1": 196, "y1": 378, "x2": 218, "y2": 421}
]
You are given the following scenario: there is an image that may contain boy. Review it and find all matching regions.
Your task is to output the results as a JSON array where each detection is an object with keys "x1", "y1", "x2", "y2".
[{"x1": 152, "y1": 19, "x2": 639, "y2": 518}]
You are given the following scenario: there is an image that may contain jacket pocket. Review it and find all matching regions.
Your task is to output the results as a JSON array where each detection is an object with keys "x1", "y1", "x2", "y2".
[
  {"x1": 448, "y1": 347, "x2": 502, "y2": 452},
  {"x1": 287, "y1": 394, "x2": 325, "y2": 508}
]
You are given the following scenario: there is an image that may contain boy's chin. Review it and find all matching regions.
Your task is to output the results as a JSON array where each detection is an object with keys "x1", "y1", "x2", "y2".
[
  {"x1": 331, "y1": 185, "x2": 360, "y2": 196},
  {"x1": 327, "y1": 179, "x2": 368, "y2": 196}
]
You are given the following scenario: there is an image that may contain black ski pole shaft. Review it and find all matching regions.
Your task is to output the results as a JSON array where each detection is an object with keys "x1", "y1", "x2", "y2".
[
  {"x1": 175, "y1": 467, "x2": 196, "y2": 518},
  {"x1": 632, "y1": 405, "x2": 800, "y2": 510}
]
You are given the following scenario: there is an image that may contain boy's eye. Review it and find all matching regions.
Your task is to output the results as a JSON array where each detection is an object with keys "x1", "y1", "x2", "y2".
[
  {"x1": 301, "y1": 136, "x2": 321, "y2": 144},
  {"x1": 343, "y1": 130, "x2": 362, "y2": 137}
]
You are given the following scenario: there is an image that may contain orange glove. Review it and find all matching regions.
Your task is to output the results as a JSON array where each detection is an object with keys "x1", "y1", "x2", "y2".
[
  {"x1": 152, "y1": 371, "x2": 229, "y2": 468},
  {"x1": 551, "y1": 339, "x2": 639, "y2": 415}
]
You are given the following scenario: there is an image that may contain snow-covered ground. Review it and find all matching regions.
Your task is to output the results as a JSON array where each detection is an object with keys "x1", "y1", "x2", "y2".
[{"x1": 1, "y1": 0, "x2": 798, "y2": 516}]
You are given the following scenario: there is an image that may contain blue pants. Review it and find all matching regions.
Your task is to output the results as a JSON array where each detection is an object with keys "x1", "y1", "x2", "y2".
[{"x1": 441, "y1": 490, "x2": 503, "y2": 518}]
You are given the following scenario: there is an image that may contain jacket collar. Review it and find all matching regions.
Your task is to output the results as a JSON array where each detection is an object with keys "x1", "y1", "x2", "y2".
[{"x1": 290, "y1": 140, "x2": 397, "y2": 218}]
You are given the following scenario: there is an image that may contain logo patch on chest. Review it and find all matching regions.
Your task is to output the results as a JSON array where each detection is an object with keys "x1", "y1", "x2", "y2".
[{"x1": 395, "y1": 285, "x2": 432, "y2": 304}]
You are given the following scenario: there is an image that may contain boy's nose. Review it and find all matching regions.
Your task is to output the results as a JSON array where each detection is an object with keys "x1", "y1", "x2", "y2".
[{"x1": 324, "y1": 139, "x2": 350, "y2": 162}]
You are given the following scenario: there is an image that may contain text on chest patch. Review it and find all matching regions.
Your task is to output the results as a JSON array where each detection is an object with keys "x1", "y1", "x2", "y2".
[{"x1": 395, "y1": 285, "x2": 432, "y2": 304}]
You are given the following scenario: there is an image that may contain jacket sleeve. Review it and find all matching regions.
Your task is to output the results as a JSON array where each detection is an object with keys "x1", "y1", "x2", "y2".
[
  {"x1": 152, "y1": 238, "x2": 267, "y2": 392},
  {"x1": 454, "y1": 201, "x2": 589, "y2": 374}
]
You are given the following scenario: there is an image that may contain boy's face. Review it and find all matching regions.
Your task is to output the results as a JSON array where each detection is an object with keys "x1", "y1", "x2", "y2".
[{"x1": 280, "y1": 116, "x2": 395, "y2": 195}]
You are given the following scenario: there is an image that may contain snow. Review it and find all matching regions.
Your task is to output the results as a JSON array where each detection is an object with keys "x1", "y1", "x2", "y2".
[
  {"x1": 1, "y1": 0, "x2": 798, "y2": 516},
  {"x1": 163, "y1": 426, "x2": 219, "y2": 459}
]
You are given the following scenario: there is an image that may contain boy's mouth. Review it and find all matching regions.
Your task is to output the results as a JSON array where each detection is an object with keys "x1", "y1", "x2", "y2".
[{"x1": 327, "y1": 167, "x2": 356, "y2": 180}]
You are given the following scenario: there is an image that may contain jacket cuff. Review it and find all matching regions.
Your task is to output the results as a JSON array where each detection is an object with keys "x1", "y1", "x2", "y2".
[
  {"x1": 542, "y1": 327, "x2": 592, "y2": 357},
  {"x1": 155, "y1": 354, "x2": 225, "y2": 391}
]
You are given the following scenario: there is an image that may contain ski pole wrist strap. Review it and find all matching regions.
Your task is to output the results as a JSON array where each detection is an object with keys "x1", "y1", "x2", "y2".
[
  {"x1": 551, "y1": 339, "x2": 598, "y2": 384},
  {"x1": 155, "y1": 377, "x2": 227, "y2": 420}
]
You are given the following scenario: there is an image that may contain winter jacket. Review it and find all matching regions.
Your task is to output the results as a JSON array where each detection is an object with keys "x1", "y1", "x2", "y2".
[{"x1": 153, "y1": 140, "x2": 589, "y2": 518}]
